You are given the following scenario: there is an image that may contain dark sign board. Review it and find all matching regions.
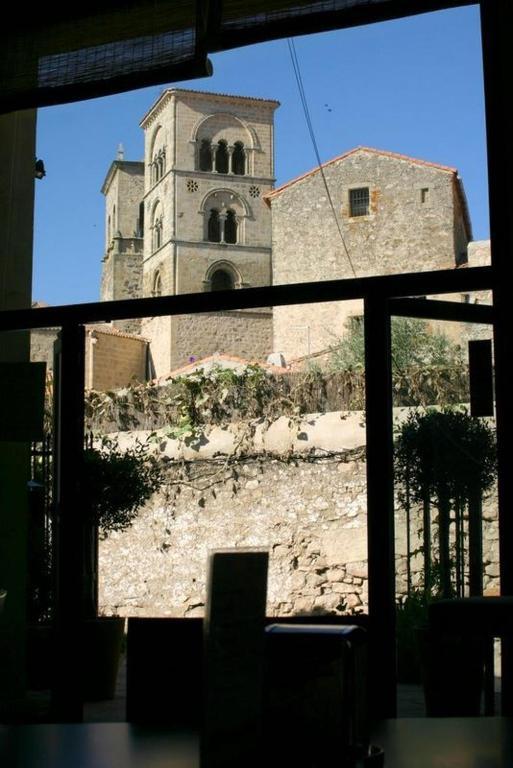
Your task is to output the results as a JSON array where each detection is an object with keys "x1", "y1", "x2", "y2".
[{"x1": 0, "y1": 362, "x2": 46, "y2": 441}]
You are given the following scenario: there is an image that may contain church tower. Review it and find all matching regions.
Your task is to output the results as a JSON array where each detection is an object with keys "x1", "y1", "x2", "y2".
[
  {"x1": 101, "y1": 144, "x2": 144, "y2": 335},
  {"x1": 139, "y1": 88, "x2": 279, "y2": 375}
]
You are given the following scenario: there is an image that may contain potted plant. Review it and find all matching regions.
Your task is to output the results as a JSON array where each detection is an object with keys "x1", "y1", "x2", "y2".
[
  {"x1": 394, "y1": 408, "x2": 496, "y2": 714},
  {"x1": 394, "y1": 408, "x2": 496, "y2": 599},
  {"x1": 79, "y1": 434, "x2": 163, "y2": 699}
]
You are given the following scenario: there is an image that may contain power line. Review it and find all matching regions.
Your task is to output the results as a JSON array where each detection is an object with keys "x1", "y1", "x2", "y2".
[
  {"x1": 287, "y1": 38, "x2": 357, "y2": 279},
  {"x1": 287, "y1": 37, "x2": 475, "y2": 460}
]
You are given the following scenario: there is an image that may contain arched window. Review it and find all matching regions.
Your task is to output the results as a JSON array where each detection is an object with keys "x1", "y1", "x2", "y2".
[
  {"x1": 153, "y1": 217, "x2": 163, "y2": 250},
  {"x1": 215, "y1": 140, "x2": 229, "y2": 174},
  {"x1": 199, "y1": 140, "x2": 213, "y2": 172},
  {"x1": 153, "y1": 153, "x2": 163, "y2": 182},
  {"x1": 232, "y1": 142, "x2": 245, "y2": 175},
  {"x1": 211, "y1": 268, "x2": 234, "y2": 291},
  {"x1": 137, "y1": 201, "x2": 144, "y2": 237},
  {"x1": 156, "y1": 149, "x2": 165, "y2": 180},
  {"x1": 151, "y1": 201, "x2": 163, "y2": 251},
  {"x1": 224, "y1": 209, "x2": 237, "y2": 244},
  {"x1": 152, "y1": 271, "x2": 162, "y2": 297},
  {"x1": 208, "y1": 209, "x2": 221, "y2": 242}
]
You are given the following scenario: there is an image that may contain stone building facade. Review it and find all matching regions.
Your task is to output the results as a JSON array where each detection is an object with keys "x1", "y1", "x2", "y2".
[
  {"x1": 101, "y1": 156, "x2": 145, "y2": 336},
  {"x1": 266, "y1": 147, "x2": 473, "y2": 362},
  {"x1": 101, "y1": 91, "x2": 488, "y2": 378},
  {"x1": 102, "y1": 88, "x2": 279, "y2": 376},
  {"x1": 99, "y1": 414, "x2": 499, "y2": 618},
  {"x1": 30, "y1": 325, "x2": 148, "y2": 391}
]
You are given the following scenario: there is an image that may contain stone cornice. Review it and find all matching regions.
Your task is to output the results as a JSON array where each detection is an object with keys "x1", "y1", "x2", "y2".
[
  {"x1": 140, "y1": 87, "x2": 280, "y2": 130},
  {"x1": 143, "y1": 240, "x2": 271, "y2": 262}
]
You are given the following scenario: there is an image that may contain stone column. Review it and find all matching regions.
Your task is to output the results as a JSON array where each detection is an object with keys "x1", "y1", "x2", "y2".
[{"x1": 217, "y1": 212, "x2": 226, "y2": 244}]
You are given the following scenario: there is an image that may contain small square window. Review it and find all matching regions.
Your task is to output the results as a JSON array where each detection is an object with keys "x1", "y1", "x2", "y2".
[{"x1": 349, "y1": 187, "x2": 369, "y2": 217}]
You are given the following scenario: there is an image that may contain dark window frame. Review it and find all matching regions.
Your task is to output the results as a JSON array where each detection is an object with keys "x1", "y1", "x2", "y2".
[{"x1": 349, "y1": 187, "x2": 370, "y2": 217}]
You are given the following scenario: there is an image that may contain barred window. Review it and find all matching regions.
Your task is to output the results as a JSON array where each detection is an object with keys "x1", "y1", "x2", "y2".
[{"x1": 349, "y1": 187, "x2": 370, "y2": 217}]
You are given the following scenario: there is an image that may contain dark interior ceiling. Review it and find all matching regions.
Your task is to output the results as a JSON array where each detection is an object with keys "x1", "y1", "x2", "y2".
[{"x1": 1, "y1": 0, "x2": 475, "y2": 113}]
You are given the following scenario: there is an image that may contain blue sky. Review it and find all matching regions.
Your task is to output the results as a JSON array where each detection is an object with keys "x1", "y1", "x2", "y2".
[{"x1": 33, "y1": 5, "x2": 487, "y2": 306}]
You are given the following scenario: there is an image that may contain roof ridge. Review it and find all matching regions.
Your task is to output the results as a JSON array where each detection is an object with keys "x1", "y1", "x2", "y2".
[
  {"x1": 141, "y1": 87, "x2": 280, "y2": 127},
  {"x1": 264, "y1": 146, "x2": 458, "y2": 203}
]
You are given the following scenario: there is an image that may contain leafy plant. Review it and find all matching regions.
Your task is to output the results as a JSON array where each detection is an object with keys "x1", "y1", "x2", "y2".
[
  {"x1": 80, "y1": 435, "x2": 164, "y2": 617},
  {"x1": 395, "y1": 408, "x2": 497, "y2": 598},
  {"x1": 396, "y1": 589, "x2": 431, "y2": 682},
  {"x1": 329, "y1": 316, "x2": 468, "y2": 406},
  {"x1": 83, "y1": 435, "x2": 163, "y2": 537},
  {"x1": 330, "y1": 316, "x2": 463, "y2": 370}
]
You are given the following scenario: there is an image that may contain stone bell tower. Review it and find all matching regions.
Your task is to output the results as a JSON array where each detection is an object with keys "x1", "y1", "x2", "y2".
[
  {"x1": 101, "y1": 144, "x2": 144, "y2": 335},
  {"x1": 139, "y1": 88, "x2": 279, "y2": 376}
]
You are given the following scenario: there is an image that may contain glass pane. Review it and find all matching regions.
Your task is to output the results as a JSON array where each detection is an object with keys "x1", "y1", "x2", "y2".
[
  {"x1": 33, "y1": 6, "x2": 486, "y2": 308},
  {"x1": 393, "y1": 299, "x2": 498, "y2": 717},
  {"x1": 0, "y1": 328, "x2": 55, "y2": 715},
  {"x1": 84, "y1": 303, "x2": 368, "y2": 622}
]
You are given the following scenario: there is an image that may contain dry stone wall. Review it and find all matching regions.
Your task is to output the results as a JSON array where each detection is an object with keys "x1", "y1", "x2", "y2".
[{"x1": 98, "y1": 411, "x2": 500, "y2": 618}]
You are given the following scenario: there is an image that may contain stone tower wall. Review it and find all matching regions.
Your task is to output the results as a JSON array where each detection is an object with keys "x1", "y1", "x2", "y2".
[
  {"x1": 174, "y1": 242, "x2": 271, "y2": 293},
  {"x1": 170, "y1": 309, "x2": 273, "y2": 370},
  {"x1": 139, "y1": 90, "x2": 278, "y2": 377},
  {"x1": 101, "y1": 162, "x2": 145, "y2": 334}
]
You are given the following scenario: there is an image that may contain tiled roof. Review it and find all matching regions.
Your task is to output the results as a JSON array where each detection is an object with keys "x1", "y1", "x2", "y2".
[
  {"x1": 86, "y1": 324, "x2": 149, "y2": 342},
  {"x1": 154, "y1": 352, "x2": 287, "y2": 382}
]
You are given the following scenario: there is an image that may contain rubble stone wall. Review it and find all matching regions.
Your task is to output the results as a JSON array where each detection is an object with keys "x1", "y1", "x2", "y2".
[{"x1": 98, "y1": 412, "x2": 499, "y2": 617}]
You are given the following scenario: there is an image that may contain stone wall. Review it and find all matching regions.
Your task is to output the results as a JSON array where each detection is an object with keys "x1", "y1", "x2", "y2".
[
  {"x1": 174, "y1": 243, "x2": 272, "y2": 294},
  {"x1": 143, "y1": 309, "x2": 273, "y2": 377},
  {"x1": 270, "y1": 149, "x2": 469, "y2": 362},
  {"x1": 101, "y1": 161, "x2": 145, "y2": 335},
  {"x1": 98, "y1": 411, "x2": 499, "y2": 618},
  {"x1": 137, "y1": 89, "x2": 277, "y2": 377},
  {"x1": 30, "y1": 326, "x2": 148, "y2": 389},
  {"x1": 171, "y1": 308, "x2": 273, "y2": 370},
  {"x1": 101, "y1": 238, "x2": 143, "y2": 335},
  {"x1": 30, "y1": 328, "x2": 58, "y2": 369},
  {"x1": 86, "y1": 328, "x2": 148, "y2": 391}
]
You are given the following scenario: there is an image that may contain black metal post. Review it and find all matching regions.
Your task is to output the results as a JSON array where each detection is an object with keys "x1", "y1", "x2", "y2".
[
  {"x1": 51, "y1": 324, "x2": 85, "y2": 721},
  {"x1": 468, "y1": 489, "x2": 483, "y2": 598},
  {"x1": 480, "y1": 0, "x2": 513, "y2": 716},
  {"x1": 364, "y1": 296, "x2": 396, "y2": 719}
]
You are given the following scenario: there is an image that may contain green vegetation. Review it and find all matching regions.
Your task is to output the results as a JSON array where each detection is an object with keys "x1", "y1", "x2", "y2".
[
  {"x1": 394, "y1": 408, "x2": 497, "y2": 598},
  {"x1": 329, "y1": 316, "x2": 468, "y2": 406},
  {"x1": 84, "y1": 435, "x2": 163, "y2": 537},
  {"x1": 330, "y1": 316, "x2": 464, "y2": 371}
]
